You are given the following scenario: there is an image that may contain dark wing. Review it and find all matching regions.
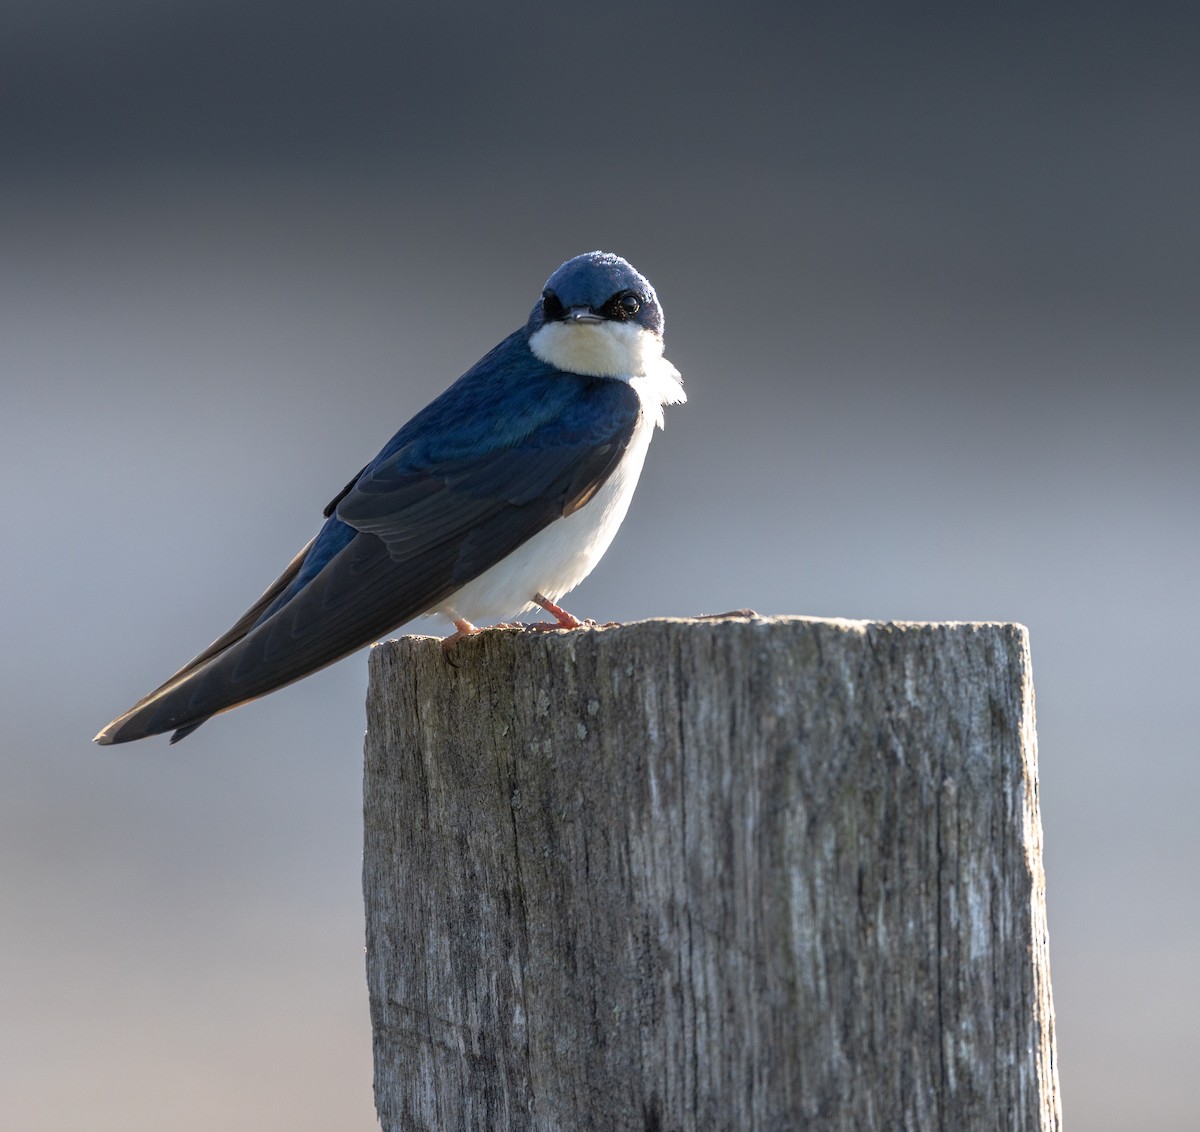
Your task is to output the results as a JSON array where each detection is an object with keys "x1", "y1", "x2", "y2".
[
  {"x1": 95, "y1": 375, "x2": 641, "y2": 744},
  {"x1": 333, "y1": 418, "x2": 636, "y2": 583},
  {"x1": 102, "y1": 537, "x2": 317, "y2": 721}
]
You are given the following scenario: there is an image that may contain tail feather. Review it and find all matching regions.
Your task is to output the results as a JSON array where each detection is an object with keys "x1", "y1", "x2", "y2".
[
  {"x1": 94, "y1": 525, "x2": 462, "y2": 744},
  {"x1": 93, "y1": 538, "x2": 317, "y2": 745}
]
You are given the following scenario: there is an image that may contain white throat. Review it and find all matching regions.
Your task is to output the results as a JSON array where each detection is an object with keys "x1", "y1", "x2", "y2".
[{"x1": 528, "y1": 319, "x2": 664, "y2": 379}]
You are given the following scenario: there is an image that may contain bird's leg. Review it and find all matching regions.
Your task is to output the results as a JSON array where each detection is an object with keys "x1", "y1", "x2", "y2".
[
  {"x1": 441, "y1": 618, "x2": 480, "y2": 664},
  {"x1": 531, "y1": 593, "x2": 584, "y2": 629},
  {"x1": 528, "y1": 594, "x2": 621, "y2": 631}
]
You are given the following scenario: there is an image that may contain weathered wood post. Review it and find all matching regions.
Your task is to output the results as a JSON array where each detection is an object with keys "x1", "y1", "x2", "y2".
[{"x1": 362, "y1": 616, "x2": 1060, "y2": 1131}]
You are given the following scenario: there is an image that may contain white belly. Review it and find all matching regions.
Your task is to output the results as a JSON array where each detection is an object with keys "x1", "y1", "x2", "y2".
[{"x1": 437, "y1": 365, "x2": 682, "y2": 626}]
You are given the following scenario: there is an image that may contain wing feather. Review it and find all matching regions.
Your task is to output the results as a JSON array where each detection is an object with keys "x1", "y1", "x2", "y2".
[{"x1": 96, "y1": 369, "x2": 642, "y2": 744}]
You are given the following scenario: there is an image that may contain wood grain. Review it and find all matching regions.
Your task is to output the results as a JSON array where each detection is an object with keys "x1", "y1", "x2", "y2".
[{"x1": 363, "y1": 616, "x2": 1061, "y2": 1131}]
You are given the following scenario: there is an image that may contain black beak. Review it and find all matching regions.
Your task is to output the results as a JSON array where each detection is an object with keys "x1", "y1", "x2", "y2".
[{"x1": 565, "y1": 306, "x2": 604, "y2": 324}]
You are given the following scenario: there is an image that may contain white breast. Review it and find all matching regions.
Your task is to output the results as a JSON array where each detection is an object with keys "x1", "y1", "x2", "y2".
[{"x1": 437, "y1": 329, "x2": 685, "y2": 627}]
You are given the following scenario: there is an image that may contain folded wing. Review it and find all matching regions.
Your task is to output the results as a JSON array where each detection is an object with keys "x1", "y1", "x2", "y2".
[{"x1": 95, "y1": 371, "x2": 640, "y2": 744}]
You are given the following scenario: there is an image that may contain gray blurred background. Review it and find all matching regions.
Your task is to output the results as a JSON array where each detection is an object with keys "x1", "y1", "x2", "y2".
[{"x1": 2, "y1": 2, "x2": 1196, "y2": 1128}]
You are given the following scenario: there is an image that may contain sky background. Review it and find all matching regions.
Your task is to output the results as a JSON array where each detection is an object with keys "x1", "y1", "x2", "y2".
[{"x1": 2, "y1": 2, "x2": 1197, "y2": 1128}]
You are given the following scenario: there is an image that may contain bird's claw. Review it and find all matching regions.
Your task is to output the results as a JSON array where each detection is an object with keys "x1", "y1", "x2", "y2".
[
  {"x1": 441, "y1": 619, "x2": 481, "y2": 666},
  {"x1": 531, "y1": 592, "x2": 584, "y2": 629},
  {"x1": 522, "y1": 615, "x2": 618, "y2": 633}
]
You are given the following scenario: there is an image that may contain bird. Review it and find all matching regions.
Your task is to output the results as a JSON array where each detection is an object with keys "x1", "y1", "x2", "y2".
[{"x1": 95, "y1": 250, "x2": 686, "y2": 745}]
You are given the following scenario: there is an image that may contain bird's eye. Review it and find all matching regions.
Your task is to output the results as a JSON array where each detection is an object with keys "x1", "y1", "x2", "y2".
[
  {"x1": 606, "y1": 291, "x2": 642, "y2": 320},
  {"x1": 542, "y1": 289, "x2": 565, "y2": 320}
]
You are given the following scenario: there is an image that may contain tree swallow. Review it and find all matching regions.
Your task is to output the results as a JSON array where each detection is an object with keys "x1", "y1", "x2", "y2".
[{"x1": 95, "y1": 251, "x2": 685, "y2": 744}]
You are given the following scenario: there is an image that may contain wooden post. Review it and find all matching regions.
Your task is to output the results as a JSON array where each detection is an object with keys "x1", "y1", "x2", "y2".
[{"x1": 362, "y1": 616, "x2": 1061, "y2": 1131}]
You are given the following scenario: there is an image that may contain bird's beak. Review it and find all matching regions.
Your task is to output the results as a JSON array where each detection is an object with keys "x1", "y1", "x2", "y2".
[{"x1": 565, "y1": 306, "x2": 604, "y2": 324}]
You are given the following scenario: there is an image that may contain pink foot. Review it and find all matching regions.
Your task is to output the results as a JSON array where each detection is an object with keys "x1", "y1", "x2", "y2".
[
  {"x1": 441, "y1": 618, "x2": 480, "y2": 664},
  {"x1": 527, "y1": 592, "x2": 624, "y2": 632},
  {"x1": 528, "y1": 594, "x2": 621, "y2": 632},
  {"x1": 531, "y1": 593, "x2": 584, "y2": 629}
]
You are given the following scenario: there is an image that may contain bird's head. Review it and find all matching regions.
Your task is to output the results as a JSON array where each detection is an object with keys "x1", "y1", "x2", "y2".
[{"x1": 526, "y1": 251, "x2": 666, "y2": 378}]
